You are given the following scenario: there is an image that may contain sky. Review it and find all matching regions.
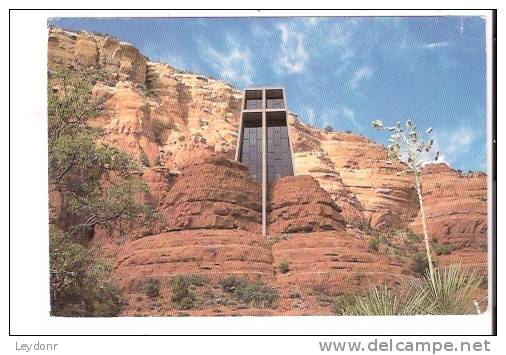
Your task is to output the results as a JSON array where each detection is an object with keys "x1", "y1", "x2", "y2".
[{"x1": 48, "y1": 16, "x2": 489, "y2": 172}]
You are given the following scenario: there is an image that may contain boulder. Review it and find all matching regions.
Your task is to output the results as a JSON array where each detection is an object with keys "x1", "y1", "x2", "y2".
[
  {"x1": 161, "y1": 156, "x2": 262, "y2": 232},
  {"x1": 268, "y1": 175, "x2": 346, "y2": 233}
]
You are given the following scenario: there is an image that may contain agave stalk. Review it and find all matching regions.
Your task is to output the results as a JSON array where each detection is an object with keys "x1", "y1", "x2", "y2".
[
  {"x1": 414, "y1": 173, "x2": 436, "y2": 288},
  {"x1": 372, "y1": 119, "x2": 439, "y2": 287}
]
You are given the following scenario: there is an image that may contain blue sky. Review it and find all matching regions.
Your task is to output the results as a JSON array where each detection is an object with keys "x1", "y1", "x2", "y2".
[{"x1": 49, "y1": 16, "x2": 488, "y2": 172}]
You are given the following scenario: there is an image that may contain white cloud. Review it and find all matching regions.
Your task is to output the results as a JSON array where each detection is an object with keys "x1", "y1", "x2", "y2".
[
  {"x1": 429, "y1": 126, "x2": 478, "y2": 167},
  {"x1": 350, "y1": 66, "x2": 373, "y2": 90},
  {"x1": 276, "y1": 23, "x2": 309, "y2": 74},
  {"x1": 306, "y1": 17, "x2": 319, "y2": 26},
  {"x1": 326, "y1": 22, "x2": 357, "y2": 76},
  {"x1": 328, "y1": 22, "x2": 354, "y2": 48},
  {"x1": 304, "y1": 107, "x2": 316, "y2": 124},
  {"x1": 164, "y1": 55, "x2": 185, "y2": 69},
  {"x1": 445, "y1": 126, "x2": 476, "y2": 155},
  {"x1": 341, "y1": 105, "x2": 363, "y2": 130},
  {"x1": 250, "y1": 23, "x2": 273, "y2": 39},
  {"x1": 423, "y1": 41, "x2": 450, "y2": 50},
  {"x1": 201, "y1": 37, "x2": 254, "y2": 86}
]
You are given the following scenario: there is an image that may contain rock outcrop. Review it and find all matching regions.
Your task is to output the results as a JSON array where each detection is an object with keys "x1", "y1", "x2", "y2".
[
  {"x1": 268, "y1": 175, "x2": 346, "y2": 233},
  {"x1": 49, "y1": 27, "x2": 242, "y2": 172},
  {"x1": 271, "y1": 231, "x2": 411, "y2": 296},
  {"x1": 288, "y1": 114, "x2": 420, "y2": 229},
  {"x1": 410, "y1": 163, "x2": 488, "y2": 248},
  {"x1": 48, "y1": 28, "x2": 147, "y2": 84},
  {"x1": 115, "y1": 229, "x2": 274, "y2": 291},
  {"x1": 160, "y1": 157, "x2": 262, "y2": 232}
]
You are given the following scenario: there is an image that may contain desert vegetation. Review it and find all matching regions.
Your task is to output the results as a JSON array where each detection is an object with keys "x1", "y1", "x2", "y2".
[
  {"x1": 355, "y1": 222, "x2": 423, "y2": 258},
  {"x1": 278, "y1": 260, "x2": 290, "y2": 274},
  {"x1": 170, "y1": 275, "x2": 207, "y2": 310},
  {"x1": 333, "y1": 264, "x2": 484, "y2": 316},
  {"x1": 373, "y1": 119, "x2": 440, "y2": 286},
  {"x1": 145, "y1": 278, "x2": 161, "y2": 298},
  {"x1": 49, "y1": 226, "x2": 123, "y2": 316},
  {"x1": 48, "y1": 68, "x2": 156, "y2": 316},
  {"x1": 220, "y1": 276, "x2": 278, "y2": 309}
]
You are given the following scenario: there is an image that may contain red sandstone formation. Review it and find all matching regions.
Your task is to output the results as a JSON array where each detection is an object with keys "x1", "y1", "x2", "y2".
[
  {"x1": 160, "y1": 157, "x2": 262, "y2": 232},
  {"x1": 271, "y1": 231, "x2": 411, "y2": 296},
  {"x1": 410, "y1": 163, "x2": 488, "y2": 249},
  {"x1": 268, "y1": 175, "x2": 345, "y2": 233},
  {"x1": 49, "y1": 28, "x2": 147, "y2": 83},
  {"x1": 115, "y1": 229, "x2": 274, "y2": 291},
  {"x1": 288, "y1": 114, "x2": 420, "y2": 229}
]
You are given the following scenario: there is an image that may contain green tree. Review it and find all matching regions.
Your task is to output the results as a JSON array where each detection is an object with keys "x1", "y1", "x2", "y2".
[
  {"x1": 48, "y1": 68, "x2": 156, "y2": 316},
  {"x1": 49, "y1": 226, "x2": 122, "y2": 316},
  {"x1": 48, "y1": 68, "x2": 156, "y2": 237},
  {"x1": 372, "y1": 119, "x2": 439, "y2": 287}
]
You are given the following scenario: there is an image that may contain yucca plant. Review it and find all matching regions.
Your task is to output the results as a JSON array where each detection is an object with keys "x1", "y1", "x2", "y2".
[
  {"x1": 338, "y1": 285, "x2": 425, "y2": 316},
  {"x1": 409, "y1": 264, "x2": 484, "y2": 315},
  {"x1": 372, "y1": 119, "x2": 439, "y2": 287},
  {"x1": 337, "y1": 264, "x2": 483, "y2": 316}
]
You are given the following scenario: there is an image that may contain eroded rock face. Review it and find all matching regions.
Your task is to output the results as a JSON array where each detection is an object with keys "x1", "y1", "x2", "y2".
[
  {"x1": 288, "y1": 114, "x2": 420, "y2": 229},
  {"x1": 268, "y1": 175, "x2": 346, "y2": 233},
  {"x1": 90, "y1": 81, "x2": 161, "y2": 164},
  {"x1": 160, "y1": 156, "x2": 262, "y2": 232},
  {"x1": 271, "y1": 231, "x2": 411, "y2": 296},
  {"x1": 48, "y1": 28, "x2": 243, "y2": 173},
  {"x1": 145, "y1": 63, "x2": 242, "y2": 170},
  {"x1": 74, "y1": 33, "x2": 99, "y2": 67},
  {"x1": 410, "y1": 163, "x2": 488, "y2": 248},
  {"x1": 48, "y1": 27, "x2": 488, "y2": 246},
  {"x1": 115, "y1": 229, "x2": 274, "y2": 293},
  {"x1": 48, "y1": 28, "x2": 147, "y2": 84}
]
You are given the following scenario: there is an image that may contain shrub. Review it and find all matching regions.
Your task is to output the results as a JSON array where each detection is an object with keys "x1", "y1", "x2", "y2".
[
  {"x1": 234, "y1": 282, "x2": 278, "y2": 308},
  {"x1": 333, "y1": 294, "x2": 356, "y2": 315},
  {"x1": 278, "y1": 260, "x2": 290, "y2": 274},
  {"x1": 145, "y1": 278, "x2": 160, "y2": 298},
  {"x1": 338, "y1": 285, "x2": 410, "y2": 316},
  {"x1": 220, "y1": 276, "x2": 278, "y2": 308},
  {"x1": 91, "y1": 283, "x2": 123, "y2": 317},
  {"x1": 338, "y1": 264, "x2": 483, "y2": 316},
  {"x1": 368, "y1": 237, "x2": 381, "y2": 252},
  {"x1": 403, "y1": 229, "x2": 423, "y2": 244},
  {"x1": 220, "y1": 275, "x2": 244, "y2": 293},
  {"x1": 170, "y1": 276, "x2": 196, "y2": 310},
  {"x1": 49, "y1": 227, "x2": 123, "y2": 317},
  {"x1": 432, "y1": 243, "x2": 456, "y2": 256},
  {"x1": 288, "y1": 291, "x2": 302, "y2": 299},
  {"x1": 140, "y1": 150, "x2": 150, "y2": 167},
  {"x1": 324, "y1": 125, "x2": 334, "y2": 132},
  {"x1": 409, "y1": 264, "x2": 483, "y2": 314},
  {"x1": 411, "y1": 251, "x2": 436, "y2": 276},
  {"x1": 353, "y1": 220, "x2": 375, "y2": 234}
]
